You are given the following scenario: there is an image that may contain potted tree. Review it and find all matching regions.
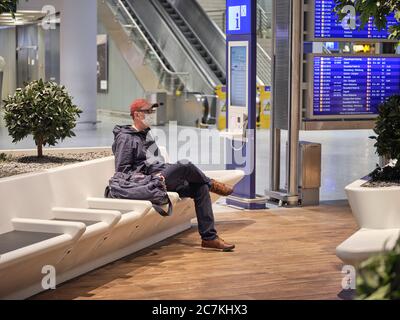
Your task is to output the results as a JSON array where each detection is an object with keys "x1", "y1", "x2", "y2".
[
  {"x1": 0, "y1": 0, "x2": 19, "y2": 17},
  {"x1": 345, "y1": 96, "x2": 400, "y2": 229},
  {"x1": 2, "y1": 79, "x2": 82, "y2": 158}
]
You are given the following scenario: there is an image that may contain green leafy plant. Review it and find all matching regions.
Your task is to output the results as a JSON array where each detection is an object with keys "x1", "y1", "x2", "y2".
[
  {"x1": 2, "y1": 79, "x2": 82, "y2": 158},
  {"x1": 357, "y1": 236, "x2": 400, "y2": 300},
  {"x1": 0, "y1": 152, "x2": 8, "y2": 162},
  {"x1": 334, "y1": 0, "x2": 400, "y2": 41},
  {"x1": 369, "y1": 95, "x2": 400, "y2": 182},
  {"x1": 0, "y1": 0, "x2": 19, "y2": 17}
]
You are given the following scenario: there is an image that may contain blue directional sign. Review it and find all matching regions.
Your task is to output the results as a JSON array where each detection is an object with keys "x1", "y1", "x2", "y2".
[{"x1": 226, "y1": 0, "x2": 253, "y2": 35}]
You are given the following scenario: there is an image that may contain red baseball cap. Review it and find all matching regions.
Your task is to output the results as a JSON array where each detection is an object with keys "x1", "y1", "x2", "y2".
[{"x1": 130, "y1": 99, "x2": 159, "y2": 116}]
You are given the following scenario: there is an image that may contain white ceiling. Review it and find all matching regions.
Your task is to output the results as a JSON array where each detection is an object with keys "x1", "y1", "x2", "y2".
[{"x1": 0, "y1": 11, "x2": 45, "y2": 26}]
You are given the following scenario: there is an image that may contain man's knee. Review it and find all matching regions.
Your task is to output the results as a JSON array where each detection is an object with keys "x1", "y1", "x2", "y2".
[{"x1": 177, "y1": 161, "x2": 198, "y2": 174}]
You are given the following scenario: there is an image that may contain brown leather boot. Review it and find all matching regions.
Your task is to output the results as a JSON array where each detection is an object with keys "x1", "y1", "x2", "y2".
[
  {"x1": 209, "y1": 179, "x2": 234, "y2": 196},
  {"x1": 201, "y1": 236, "x2": 235, "y2": 252}
]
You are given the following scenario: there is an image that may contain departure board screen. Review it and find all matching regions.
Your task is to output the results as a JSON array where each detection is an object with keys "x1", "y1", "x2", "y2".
[
  {"x1": 314, "y1": 0, "x2": 397, "y2": 40},
  {"x1": 313, "y1": 56, "x2": 400, "y2": 117}
]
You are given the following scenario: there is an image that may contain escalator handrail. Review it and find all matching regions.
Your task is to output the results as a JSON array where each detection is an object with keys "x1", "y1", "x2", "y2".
[
  {"x1": 257, "y1": 42, "x2": 272, "y2": 66},
  {"x1": 117, "y1": 0, "x2": 189, "y2": 77}
]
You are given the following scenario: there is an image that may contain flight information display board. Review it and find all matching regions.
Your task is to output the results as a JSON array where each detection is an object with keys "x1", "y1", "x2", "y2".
[
  {"x1": 311, "y1": 55, "x2": 400, "y2": 118},
  {"x1": 311, "y1": 0, "x2": 398, "y2": 40}
]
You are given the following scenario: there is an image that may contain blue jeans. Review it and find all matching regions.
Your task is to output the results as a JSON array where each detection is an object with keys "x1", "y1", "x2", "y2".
[{"x1": 160, "y1": 161, "x2": 217, "y2": 241}]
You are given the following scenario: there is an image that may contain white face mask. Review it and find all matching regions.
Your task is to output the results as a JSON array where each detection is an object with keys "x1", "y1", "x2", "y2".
[{"x1": 142, "y1": 113, "x2": 155, "y2": 128}]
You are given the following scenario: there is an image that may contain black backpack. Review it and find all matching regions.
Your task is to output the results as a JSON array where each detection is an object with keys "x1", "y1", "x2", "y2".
[{"x1": 104, "y1": 172, "x2": 172, "y2": 217}]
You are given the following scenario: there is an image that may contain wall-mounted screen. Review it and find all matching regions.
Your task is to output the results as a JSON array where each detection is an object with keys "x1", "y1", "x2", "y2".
[
  {"x1": 97, "y1": 34, "x2": 108, "y2": 93},
  {"x1": 310, "y1": 0, "x2": 398, "y2": 41},
  {"x1": 310, "y1": 55, "x2": 400, "y2": 119},
  {"x1": 230, "y1": 45, "x2": 247, "y2": 107}
]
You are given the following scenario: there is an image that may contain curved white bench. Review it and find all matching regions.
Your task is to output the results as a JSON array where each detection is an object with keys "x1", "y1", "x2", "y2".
[
  {"x1": 336, "y1": 180, "x2": 400, "y2": 266},
  {"x1": 336, "y1": 228, "x2": 400, "y2": 266},
  {"x1": 0, "y1": 147, "x2": 244, "y2": 299},
  {"x1": 0, "y1": 218, "x2": 86, "y2": 299}
]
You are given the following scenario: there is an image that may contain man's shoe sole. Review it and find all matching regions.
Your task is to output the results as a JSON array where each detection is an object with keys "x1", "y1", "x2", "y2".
[{"x1": 201, "y1": 246, "x2": 235, "y2": 252}]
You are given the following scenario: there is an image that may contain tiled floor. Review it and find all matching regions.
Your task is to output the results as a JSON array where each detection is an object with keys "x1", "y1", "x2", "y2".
[{"x1": 0, "y1": 112, "x2": 378, "y2": 201}]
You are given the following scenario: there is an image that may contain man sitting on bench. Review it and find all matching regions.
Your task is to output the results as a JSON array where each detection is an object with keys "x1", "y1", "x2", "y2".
[{"x1": 112, "y1": 99, "x2": 236, "y2": 252}]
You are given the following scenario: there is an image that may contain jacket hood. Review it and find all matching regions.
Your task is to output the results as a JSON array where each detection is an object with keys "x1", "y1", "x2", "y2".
[{"x1": 113, "y1": 125, "x2": 150, "y2": 139}]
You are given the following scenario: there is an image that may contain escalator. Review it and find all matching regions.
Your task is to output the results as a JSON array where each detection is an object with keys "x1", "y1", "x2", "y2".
[
  {"x1": 121, "y1": 0, "x2": 221, "y2": 95},
  {"x1": 99, "y1": 0, "x2": 271, "y2": 95},
  {"x1": 157, "y1": 0, "x2": 226, "y2": 85},
  {"x1": 158, "y1": 0, "x2": 271, "y2": 86}
]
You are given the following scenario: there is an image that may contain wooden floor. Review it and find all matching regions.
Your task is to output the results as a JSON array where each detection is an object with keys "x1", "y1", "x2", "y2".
[{"x1": 32, "y1": 201, "x2": 357, "y2": 300}]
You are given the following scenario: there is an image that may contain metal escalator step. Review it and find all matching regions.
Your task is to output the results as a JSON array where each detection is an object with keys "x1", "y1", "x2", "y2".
[
  {"x1": 210, "y1": 64, "x2": 218, "y2": 71},
  {"x1": 204, "y1": 57, "x2": 212, "y2": 64}
]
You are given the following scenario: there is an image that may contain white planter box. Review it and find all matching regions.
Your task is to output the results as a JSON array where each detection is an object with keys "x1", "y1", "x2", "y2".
[
  {"x1": 336, "y1": 179, "x2": 400, "y2": 266},
  {"x1": 345, "y1": 179, "x2": 400, "y2": 229}
]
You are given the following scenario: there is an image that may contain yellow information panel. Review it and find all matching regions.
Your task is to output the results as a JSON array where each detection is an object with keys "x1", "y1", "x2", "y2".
[
  {"x1": 216, "y1": 85, "x2": 227, "y2": 130},
  {"x1": 216, "y1": 85, "x2": 271, "y2": 130},
  {"x1": 258, "y1": 85, "x2": 271, "y2": 129}
]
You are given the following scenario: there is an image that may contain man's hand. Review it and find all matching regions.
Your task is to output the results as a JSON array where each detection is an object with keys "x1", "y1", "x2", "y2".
[{"x1": 155, "y1": 172, "x2": 165, "y2": 182}]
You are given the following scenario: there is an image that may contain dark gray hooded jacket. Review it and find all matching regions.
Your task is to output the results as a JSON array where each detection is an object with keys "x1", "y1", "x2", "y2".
[{"x1": 112, "y1": 125, "x2": 167, "y2": 175}]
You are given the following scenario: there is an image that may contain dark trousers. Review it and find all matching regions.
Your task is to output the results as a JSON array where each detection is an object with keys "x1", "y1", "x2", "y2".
[{"x1": 160, "y1": 161, "x2": 217, "y2": 241}]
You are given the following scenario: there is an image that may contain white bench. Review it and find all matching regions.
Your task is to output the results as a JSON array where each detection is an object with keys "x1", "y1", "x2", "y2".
[
  {"x1": 0, "y1": 147, "x2": 244, "y2": 299},
  {"x1": 336, "y1": 228, "x2": 400, "y2": 265},
  {"x1": 336, "y1": 180, "x2": 400, "y2": 266}
]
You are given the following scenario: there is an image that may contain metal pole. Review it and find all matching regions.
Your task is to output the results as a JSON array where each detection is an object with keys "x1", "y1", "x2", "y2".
[
  {"x1": 286, "y1": 0, "x2": 302, "y2": 204},
  {"x1": 270, "y1": 0, "x2": 280, "y2": 192},
  {"x1": 0, "y1": 71, "x2": 3, "y2": 103}
]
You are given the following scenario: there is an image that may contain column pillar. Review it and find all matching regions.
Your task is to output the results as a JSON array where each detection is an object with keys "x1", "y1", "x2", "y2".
[{"x1": 60, "y1": 0, "x2": 97, "y2": 126}]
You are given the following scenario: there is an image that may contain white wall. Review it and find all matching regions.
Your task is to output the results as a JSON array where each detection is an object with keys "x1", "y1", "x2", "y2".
[
  {"x1": 96, "y1": 22, "x2": 145, "y2": 114},
  {"x1": 197, "y1": 0, "x2": 225, "y2": 11},
  {"x1": 18, "y1": 0, "x2": 97, "y2": 125},
  {"x1": 18, "y1": 0, "x2": 62, "y2": 11},
  {"x1": 0, "y1": 27, "x2": 16, "y2": 100}
]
